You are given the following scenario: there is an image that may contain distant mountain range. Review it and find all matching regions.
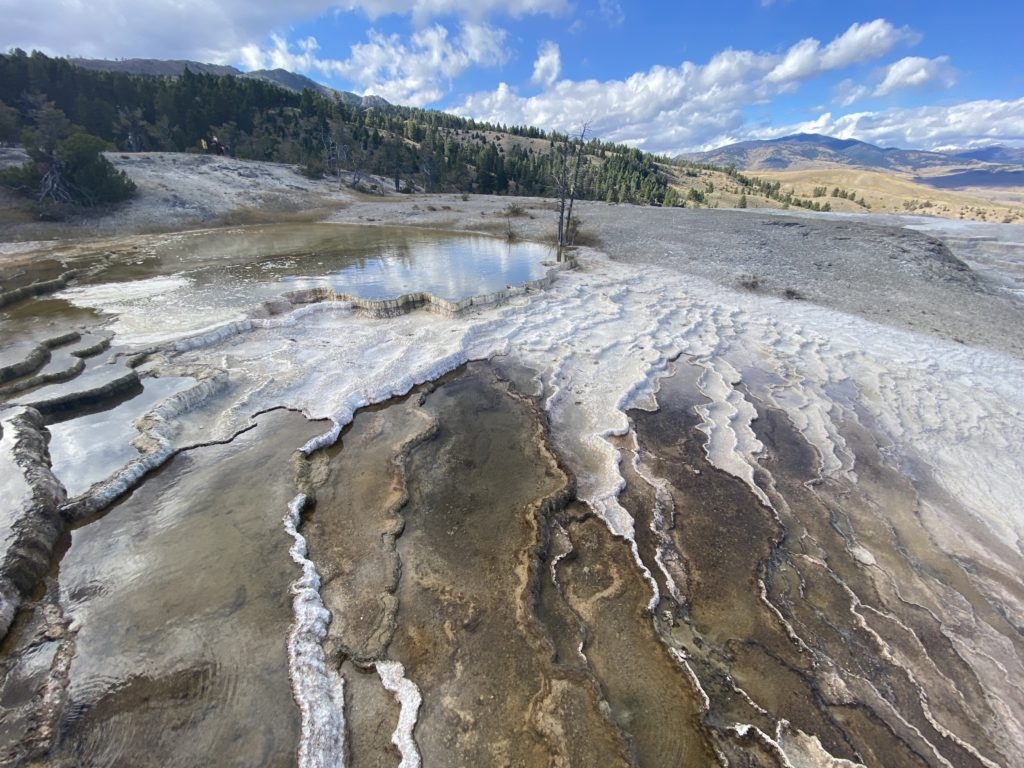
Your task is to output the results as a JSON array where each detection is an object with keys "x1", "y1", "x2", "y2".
[
  {"x1": 679, "y1": 133, "x2": 1024, "y2": 187},
  {"x1": 68, "y1": 58, "x2": 388, "y2": 108},
  {"x1": 949, "y1": 145, "x2": 1024, "y2": 165}
]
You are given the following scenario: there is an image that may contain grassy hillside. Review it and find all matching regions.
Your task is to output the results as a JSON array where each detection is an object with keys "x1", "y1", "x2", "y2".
[
  {"x1": 752, "y1": 168, "x2": 1024, "y2": 223},
  {"x1": 678, "y1": 133, "x2": 1024, "y2": 222}
]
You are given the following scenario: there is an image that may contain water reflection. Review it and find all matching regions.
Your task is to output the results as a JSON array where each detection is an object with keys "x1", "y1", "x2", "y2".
[
  {"x1": 55, "y1": 224, "x2": 552, "y2": 346},
  {"x1": 51, "y1": 409, "x2": 324, "y2": 767},
  {"x1": 280, "y1": 234, "x2": 549, "y2": 300},
  {"x1": 47, "y1": 376, "x2": 194, "y2": 498}
]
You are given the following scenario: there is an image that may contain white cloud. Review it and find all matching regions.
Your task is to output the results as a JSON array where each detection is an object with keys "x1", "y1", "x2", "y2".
[
  {"x1": 765, "y1": 38, "x2": 822, "y2": 84},
  {"x1": 820, "y1": 18, "x2": 918, "y2": 69},
  {"x1": 0, "y1": 0, "x2": 565, "y2": 62},
  {"x1": 833, "y1": 79, "x2": 871, "y2": 108},
  {"x1": 4, "y1": 3, "x2": 1017, "y2": 156},
  {"x1": 873, "y1": 55, "x2": 956, "y2": 97},
  {"x1": 451, "y1": 17, "x2": 1023, "y2": 156},
  {"x1": 767, "y1": 98, "x2": 1024, "y2": 151},
  {"x1": 336, "y1": 0, "x2": 570, "y2": 22},
  {"x1": 531, "y1": 41, "x2": 561, "y2": 87},
  {"x1": 829, "y1": 55, "x2": 957, "y2": 107},
  {"x1": 0, "y1": 0, "x2": 333, "y2": 61},
  {"x1": 242, "y1": 22, "x2": 507, "y2": 105},
  {"x1": 452, "y1": 51, "x2": 772, "y2": 153},
  {"x1": 240, "y1": 35, "x2": 320, "y2": 73},
  {"x1": 453, "y1": 22, "x2": 913, "y2": 153},
  {"x1": 766, "y1": 19, "x2": 915, "y2": 85}
]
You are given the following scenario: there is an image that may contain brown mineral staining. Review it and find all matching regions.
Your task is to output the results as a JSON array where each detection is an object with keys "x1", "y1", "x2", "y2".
[
  {"x1": 384, "y1": 364, "x2": 624, "y2": 766},
  {"x1": 305, "y1": 363, "x2": 679, "y2": 766},
  {"x1": 340, "y1": 659, "x2": 404, "y2": 768},
  {"x1": 301, "y1": 394, "x2": 435, "y2": 665},
  {"x1": 554, "y1": 510, "x2": 718, "y2": 767},
  {"x1": 617, "y1": 364, "x2": 1016, "y2": 767}
]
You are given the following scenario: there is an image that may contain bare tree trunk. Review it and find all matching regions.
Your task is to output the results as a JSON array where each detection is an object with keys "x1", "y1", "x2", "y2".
[
  {"x1": 39, "y1": 159, "x2": 75, "y2": 204},
  {"x1": 556, "y1": 142, "x2": 569, "y2": 252},
  {"x1": 555, "y1": 123, "x2": 588, "y2": 259},
  {"x1": 564, "y1": 122, "x2": 588, "y2": 246},
  {"x1": 337, "y1": 143, "x2": 350, "y2": 188}
]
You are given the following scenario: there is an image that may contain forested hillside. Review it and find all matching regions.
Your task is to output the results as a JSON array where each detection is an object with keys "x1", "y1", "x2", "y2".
[{"x1": 0, "y1": 49, "x2": 671, "y2": 205}]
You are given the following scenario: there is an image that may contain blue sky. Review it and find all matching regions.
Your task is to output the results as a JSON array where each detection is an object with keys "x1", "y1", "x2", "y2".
[{"x1": 3, "y1": 0, "x2": 1023, "y2": 154}]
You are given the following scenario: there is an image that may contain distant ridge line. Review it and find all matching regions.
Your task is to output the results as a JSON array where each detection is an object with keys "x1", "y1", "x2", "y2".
[
  {"x1": 67, "y1": 57, "x2": 388, "y2": 108},
  {"x1": 679, "y1": 132, "x2": 1024, "y2": 176}
]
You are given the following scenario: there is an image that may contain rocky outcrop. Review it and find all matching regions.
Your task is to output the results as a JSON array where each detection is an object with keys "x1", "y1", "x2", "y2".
[
  {"x1": 0, "y1": 407, "x2": 67, "y2": 639},
  {"x1": 0, "y1": 270, "x2": 84, "y2": 310},
  {"x1": 0, "y1": 331, "x2": 111, "y2": 396},
  {"x1": 9, "y1": 363, "x2": 141, "y2": 417}
]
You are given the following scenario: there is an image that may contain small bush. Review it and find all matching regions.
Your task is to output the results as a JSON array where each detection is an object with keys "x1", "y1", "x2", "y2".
[
  {"x1": 60, "y1": 134, "x2": 135, "y2": 204},
  {"x1": 1, "y1": 132, "x2": 135, "y2": 206},
  {"x1": 300, "y1": 154, "x2": 326, "y2": 179},
  {"x1": 738, "y1": 274, "x2": 763, "y2": 291},
  {"x1": 566, "y1": 215, "x2": 582, "y2": 244}
]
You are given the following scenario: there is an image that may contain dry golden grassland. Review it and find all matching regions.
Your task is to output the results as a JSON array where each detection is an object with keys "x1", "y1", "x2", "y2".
[{"x1": 753, "y1": 167, "x2": 1024, "y2": 222}]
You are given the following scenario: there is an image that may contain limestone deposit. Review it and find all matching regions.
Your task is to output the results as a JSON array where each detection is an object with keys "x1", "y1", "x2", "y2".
[{"x1": 1, "y1": 153, "x2": 1022, "y2": 767}]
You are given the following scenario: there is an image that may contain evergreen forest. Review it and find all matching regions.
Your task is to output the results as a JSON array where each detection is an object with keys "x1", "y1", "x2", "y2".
[{"x1": 0, "y1": 49, "x2": 673, "y2": 207}]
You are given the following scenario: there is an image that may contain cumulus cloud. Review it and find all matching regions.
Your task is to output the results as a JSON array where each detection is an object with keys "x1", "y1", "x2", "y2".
[
  {"x1": 452, "y1": 51, "x2": 773, "y2": 153},
  {"x1": 449, "y1": 16, "x2": 993, "y2": 154},
  {"x1": 4, "y1": 2, "x2": 1016, "y2": 156},
  {"x1": 240, "y1": 35, "x2": 320, "y2": 73},
  {"x1": 242, "y1": 22, "x2": 507, "y2": 105},
  {"x1": 531, "y1": 41, "x2": 561, "y2": 87},
  {"x1": 453, "y1": 22, "x2": 917, "y2": 152},
  {"x1": 766, "y1": 19, "x2": 915, "y2": 84},
  {"x1": 767, "y1": 98, "x2": 1024, "y2": 150},
  {"x1": 0, "y1": 0, "x2": 564, "y2": 62},
  {"x1": 873, "y1": 55, "x2": 956, "y2": 96},
  {"x1": 830, "y1": 55, "x2": 957, "y2": 107}
]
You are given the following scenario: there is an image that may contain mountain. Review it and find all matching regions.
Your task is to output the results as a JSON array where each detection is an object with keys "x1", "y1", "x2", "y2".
[
  {"x1": 68, "y1": 58, "x2": 386, "y2": 107},
  {"x1": 70, "y1": 58, "x2": 241, "y2": 77},
  {"x1": 951, "y1": 145, "x2": 1024, "y2": 165},
  {"x1": 679, "y1": 133, "x2": 965, "y2": 173},
  {"x1": 242, "y1": 68, "x2": 373, "y2": 104}
]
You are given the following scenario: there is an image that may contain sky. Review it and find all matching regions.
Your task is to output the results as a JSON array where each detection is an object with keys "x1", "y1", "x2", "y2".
[{"x1": 3, "y1": 0, "x2": 1023, "y2": 155}]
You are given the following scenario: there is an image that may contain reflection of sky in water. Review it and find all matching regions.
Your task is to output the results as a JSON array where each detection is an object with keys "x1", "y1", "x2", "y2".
[
  {"x1": 280, "y1": 238, "x2": 550, "y2": 299},
  {"x1": 48, "y1": 377, "x2": 194, "y2": 497},
  {"x1": 57, "y1": 227, "x2": 552, "y2": 345}
]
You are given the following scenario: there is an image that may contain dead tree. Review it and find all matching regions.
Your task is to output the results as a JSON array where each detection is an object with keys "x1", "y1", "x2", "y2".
[
  {"x1": 555, "y1": 123, "x2": 589, "y2": 257},
  {"x1": 26, "y1": 99, "x2": 76, "y2": 204}
]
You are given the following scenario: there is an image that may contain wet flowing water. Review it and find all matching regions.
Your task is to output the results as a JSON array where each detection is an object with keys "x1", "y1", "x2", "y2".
[
  {"x1": 50, "y1": 409, "x2": 325, "y2": 767},
  {"x1": 2, "y1": 218, "x2": 1023, "y2": 767}
]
